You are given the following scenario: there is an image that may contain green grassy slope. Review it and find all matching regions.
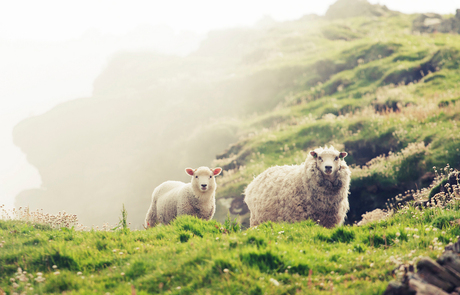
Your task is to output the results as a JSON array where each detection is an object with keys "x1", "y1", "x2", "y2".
[{"x1": 2, "y1": 196, "x2": 460, "y2": 295}]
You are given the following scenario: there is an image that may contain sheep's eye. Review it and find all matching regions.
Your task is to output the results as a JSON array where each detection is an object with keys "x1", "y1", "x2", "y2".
[
  {"x1": 210, "y1": 176, "x2": 212, "y2": 178},
  {"x1": 195, "y1": 176, "x2": 198, "y2": 178},
  {"x1": 318, "y1": 157, "x2": 322, "y2": 161},
  {"x1": 335, "y1": 157, "x2": 338, "y2": 161}
]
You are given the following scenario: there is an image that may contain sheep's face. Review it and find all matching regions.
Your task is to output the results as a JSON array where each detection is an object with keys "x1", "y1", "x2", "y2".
[
  {"x1": 186, "y1": 167, "x2": 222, "y2": 193},
  {"x1": 310, "y1": 149, "x2": 347, "y2": 177}
]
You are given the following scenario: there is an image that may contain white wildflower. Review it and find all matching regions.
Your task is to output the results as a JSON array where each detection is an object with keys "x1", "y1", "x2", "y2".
[{"x1": 269, "y1": 278, "x2": 280, "y2": 286}]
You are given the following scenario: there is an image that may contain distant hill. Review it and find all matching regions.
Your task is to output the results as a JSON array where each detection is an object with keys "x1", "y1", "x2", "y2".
[
  {"x1": 12, "y1": 24, "x2": 310, "y2": 227},
  {"x1": 13, "y1": 0, "x2": 460, "y2": 228},
  {"x1": 325, "y1": 0, "x2": 397, "y2": 19}
]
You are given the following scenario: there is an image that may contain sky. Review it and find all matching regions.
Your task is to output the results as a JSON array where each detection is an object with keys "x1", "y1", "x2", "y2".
[
  {"x1": 0, "y1": 0, "x2": 459, "y2": 209},
  {"x1": 2, "y1": 0, "x2": 458, "y2": 41}
]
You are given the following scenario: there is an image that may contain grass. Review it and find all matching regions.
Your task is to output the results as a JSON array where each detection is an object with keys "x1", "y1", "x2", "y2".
[
  {"x1": 4, "y1": 6, "x2": 460, "y2": 295},
  {"x1": 2, "y1": 196, "x2": 460, "y2": 294}
]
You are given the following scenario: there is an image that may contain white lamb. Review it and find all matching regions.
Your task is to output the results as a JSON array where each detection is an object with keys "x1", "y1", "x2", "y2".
[
  {"x1": 244, "y1": 146, "x2": 351, "y2": 228},
  {"x1": 145, "y1": 166, "x2": 222, "y2": 227}
]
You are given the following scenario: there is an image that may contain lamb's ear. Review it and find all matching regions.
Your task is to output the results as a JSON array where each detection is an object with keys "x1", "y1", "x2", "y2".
[
  {"x1": 310, "y1": 151, "x2": 318, "y2": 158},
  {"x1": 213, "y1": 167, "x2": 222, "y2": 176},
  {"x1": 185, "y1": 168, "x2": 195, "y2": 176},
  {"x1": 339, "y1": 152, "x2": 348, "y2": 159}
]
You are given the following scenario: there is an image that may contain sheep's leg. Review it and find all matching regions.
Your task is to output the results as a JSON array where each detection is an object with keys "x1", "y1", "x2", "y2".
[
  {"x1": 249, "y1": 212, "x2": 260, "y2": 227},
  {"x1": 145, "y1": 198, "x2": 158, "y2": 228}
]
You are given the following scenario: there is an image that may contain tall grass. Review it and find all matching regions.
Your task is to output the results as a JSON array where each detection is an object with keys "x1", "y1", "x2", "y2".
[{"x1": 2, "y1": 185, "x2": 460, "y2": 294}]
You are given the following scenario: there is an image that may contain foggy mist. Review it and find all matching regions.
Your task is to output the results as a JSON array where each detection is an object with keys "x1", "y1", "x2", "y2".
[
  {"x1": 0, "y1": 25, "x2": 203, "y2": 210},
  {"x1": 12, "y1": 27, "x2": 304, "y2": 227},
  {"x1": 3, "y1": 0, "x2": 460, "y2": 228}
]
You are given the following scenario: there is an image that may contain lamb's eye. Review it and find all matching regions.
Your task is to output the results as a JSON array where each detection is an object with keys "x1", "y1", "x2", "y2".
[
  {"x1": 195, "y1": 176, "x2": 198, "y2": 178},
  {"x1": 318, "y1": 157, "x2": 322, "y2": 161},
  {"x1": 210, "y1": 176, "x2": 212, "y2": 178},
  {"x1": 335, "y1": 157, "x2": 338, "y2": 161}
]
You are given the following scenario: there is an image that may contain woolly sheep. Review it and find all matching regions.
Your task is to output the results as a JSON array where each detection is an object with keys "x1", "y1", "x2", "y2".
[
  {"x1": 244, "y1": 146, "x2": 351, "y2": 228},
  {"x1": 145, "y1": 166, "x2": 222, "y2": 227}
]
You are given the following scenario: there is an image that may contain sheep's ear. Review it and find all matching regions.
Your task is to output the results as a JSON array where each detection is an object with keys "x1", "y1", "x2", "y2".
[
  {"x1": 185, "y1": 168, "x2": 195, "y2": 176},
  {"x1": 339, "y1": 152, "x2": 348, "y2": 159},
  {"x1": 213, "y1": 167, "x2": 222, "y2": 176},
  {"x1": 310, "y1": 151, "x2": 317, "y2": 158}
]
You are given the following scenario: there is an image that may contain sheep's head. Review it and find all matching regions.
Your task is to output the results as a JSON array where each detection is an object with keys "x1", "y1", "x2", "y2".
[
  {"x1": 185, "y1": 166, "x2": 222, "y2": 194},
  {"x1": 310, "y1": 147, "x2": 347, "y2": 177}
]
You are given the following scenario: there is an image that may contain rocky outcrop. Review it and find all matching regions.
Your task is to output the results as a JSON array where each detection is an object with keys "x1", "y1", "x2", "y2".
[
  {"x1": 413, "y1": 10, "x2": 460, "y2": 34},
  {"x1": 384, "y1": 238, "x2": 460, "y2": 294}
]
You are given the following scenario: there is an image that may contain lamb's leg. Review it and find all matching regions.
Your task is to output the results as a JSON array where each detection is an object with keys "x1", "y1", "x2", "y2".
[{"x1": 145, "y1": 198, "x2": 158, "y2": 228}]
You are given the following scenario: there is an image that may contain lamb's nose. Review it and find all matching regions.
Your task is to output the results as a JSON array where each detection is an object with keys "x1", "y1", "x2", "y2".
[
  {"x1": 325, "y1": 166, "x2": 332, "y2": 170},
  {"x1": 201, "y1": 184, "x2": 207, "y2": 188}
]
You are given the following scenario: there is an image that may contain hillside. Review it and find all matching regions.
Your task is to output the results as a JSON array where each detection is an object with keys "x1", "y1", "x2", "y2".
[{"x1": 12, "y1": 0, "x2": 460, "y2": 229}]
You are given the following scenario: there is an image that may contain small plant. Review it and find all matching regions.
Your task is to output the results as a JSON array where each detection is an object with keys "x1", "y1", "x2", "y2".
[
  {"x1": 113, "y1": 204, "x2": 129, "y2": 231},
  {"x1": 178, "y1": 231, "x2": 191, "y2": 243},
  {"x1": 0, "y1": 205, "x2": 78, "y2": 229},
  {"x1": 223, "y1": 214, "x2": 241, "y2": 233},
  {"x1": 330, "y1": 227, "x2": 355, "y2": 243}
]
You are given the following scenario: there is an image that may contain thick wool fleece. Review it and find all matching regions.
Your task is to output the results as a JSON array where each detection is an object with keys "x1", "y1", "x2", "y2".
[
  {"x1": 244, "y1": 147, "x2": 351, "y2": 228},
  {"x1": 145, "y1": 167, "x2": 219, "y2": 227}
]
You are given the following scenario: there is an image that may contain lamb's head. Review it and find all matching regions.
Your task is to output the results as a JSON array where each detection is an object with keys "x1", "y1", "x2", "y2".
[
  {"x1": 310, "y1": 146, "x2": 347, "y2": 178},
  {"x1": 185, "y1": 166, "x2": 222, "y2": 194}
]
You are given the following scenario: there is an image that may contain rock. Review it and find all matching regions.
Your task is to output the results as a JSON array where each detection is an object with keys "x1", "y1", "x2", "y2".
[
  {"x1": 417, "y1": 257, "x2": 460, "y2": 291},
  {"x1": 413, "y1": 11, "x2": 460, "y2": 34},
  {"x1": 214, "y1": 197, "x2": 250, "y2": 228},
  {"x1": 408, "y1": 276, "x2": 450, "y2": 295},
  {"x1": 383, "y1": 281, "x2": 414, "y2": 295},
  {"x1": 228, "y1": 195, "x2": 249, "y2": 215},
  {"x1": 385, "y1": 237, "x2": 460, "y2": 294},
  {"x1": 438, "y1": 252, "x2": 460, "y2": 281},
  {"x1": 357, "y1": 208, "x2": 391, "y2": 226},
  {"x1": 412, "y1": 14, "x2": 443, "y2": 33},
  {"x1": 445, "y1": 238, "x2": 460, "y2": 253}
]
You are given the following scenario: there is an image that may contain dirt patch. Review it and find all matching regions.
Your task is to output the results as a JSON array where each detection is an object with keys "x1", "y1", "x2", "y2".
[
  {"x1": 314, "y1": 43, "x2": 398, "y2": 84},
  {"x1": 347, "y1": 180, "x2": 416, "y2": 225},
  {"x1": 383, "y1": 61, "x2": 437, "y2": 85},
  {"x1": 220, "y1": 149, "x2": 252, "y2": 171},
  {"x1": 216, "y1": 140, "x2": 247, "y2": 160},
  {"x1": 438, "y1": 97, "x2": 460, "y2": 108},
  {"x1": 372, "y1": 100, "x2": 402, "y2": 113},
  {"x1": 383, "y1": 49, "x2": 460, "y2": 86},
  {"x1": 323, "y1": 78, "x2": 354, "y2": 96},
  {"x1": 344, "y1": 132, "x2": 399, "y2": 166}
]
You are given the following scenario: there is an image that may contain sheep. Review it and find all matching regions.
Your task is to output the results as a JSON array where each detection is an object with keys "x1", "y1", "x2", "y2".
[
  {"x1": 145, "y1": 166, "x2": 222, "y2": 227},
  {"x1": 244, "y1": 146, "x2": 351, "y2": 228}
]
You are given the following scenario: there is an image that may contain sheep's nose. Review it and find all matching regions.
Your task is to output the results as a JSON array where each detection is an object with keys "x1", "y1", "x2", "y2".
[
  {"x1": 201, "y1": 184, "x2": 207, "y2": 188},
  {"x1": 325, "y1": 166, "x2": 332, "y2": 170}
]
